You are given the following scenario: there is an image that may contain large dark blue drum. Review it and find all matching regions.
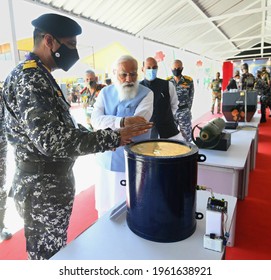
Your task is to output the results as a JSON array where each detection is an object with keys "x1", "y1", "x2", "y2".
[{"x1": 124, "y1": 139, "x2": 205, "y2": 242}]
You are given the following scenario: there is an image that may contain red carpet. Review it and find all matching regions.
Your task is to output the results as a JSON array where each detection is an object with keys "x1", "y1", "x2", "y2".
[
  {"x1": 0, "y1": 185, "x2": 98, "y2": 260},
  {"x1": 0, "y1": 229, "x2": 26, "y2": 260},
  {"x1": 226, "y1": 113, "x2": 271, "y2": 259}
]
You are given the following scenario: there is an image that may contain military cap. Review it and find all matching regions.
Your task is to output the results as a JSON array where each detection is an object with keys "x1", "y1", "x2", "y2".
[{"x1": 31, "y1": 13, "x2": 82, "y2": 37}]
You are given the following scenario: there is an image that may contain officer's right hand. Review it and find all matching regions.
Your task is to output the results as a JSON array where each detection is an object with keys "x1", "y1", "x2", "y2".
[
  {"x1": 119, "y1": 122, "x2": 153, "y2": 146},
  {"x1": 123, "y1": 116, "x2": 147, "y2": 127}
]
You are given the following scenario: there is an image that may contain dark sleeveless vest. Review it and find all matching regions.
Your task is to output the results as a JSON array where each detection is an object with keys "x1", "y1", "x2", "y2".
[{"x1": 140, "y1": 78, "x2": 179, "y2": 138}]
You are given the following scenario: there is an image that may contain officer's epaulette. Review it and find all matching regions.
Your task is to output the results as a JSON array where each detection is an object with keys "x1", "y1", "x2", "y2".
[
  {"x1": 97, "y1": 84, "x2": 106, "y2": 90},
  {"x1": 183, "y1": 75, "x2": 193, "y2": 81},
  {"x1": 166, "y1": 76, "x2": 173, "y2": 81},
  {"x1": 23, "y1": 60, "x2": 37, "y2": 70}
]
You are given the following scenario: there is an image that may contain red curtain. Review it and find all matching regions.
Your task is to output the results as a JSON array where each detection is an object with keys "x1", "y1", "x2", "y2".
[{"x1": 222, "y1": 61, "x2": 233, "y2": 91}]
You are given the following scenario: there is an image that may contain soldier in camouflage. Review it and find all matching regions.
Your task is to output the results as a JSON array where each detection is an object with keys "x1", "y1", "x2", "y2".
[
  {"x1": 169, "y1": 59, "x2": 194, "y2": 142},
  {"x1": 261, "y1": 66, "x2": 270, "y2": 88},
  {"x1": 80, "y1": 69, "x2": 106, "y2": 131},
  {"x1": 240, "y1": 63, "x2": 255, "y2": 91},
  {"x1": 2, "y1": 13, "x2": 152, "y2": 260},
  {"x1": 261, "y1": 66, "x2": 271, "y2": 118},
  {"x1": 254, "y1": 70, "x2": 271, "y2": 123},
  {"x1": 210, "y1": 72, "x2": 223, "y2": 114},
  {"x1": 0, "y1": 86, "x2": 12, "y2": 241}
]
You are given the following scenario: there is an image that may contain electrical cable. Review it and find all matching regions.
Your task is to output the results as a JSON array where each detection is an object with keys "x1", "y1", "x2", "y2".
[{"x1": 196, "y1": 185, "x2": 214, "y2": 198}]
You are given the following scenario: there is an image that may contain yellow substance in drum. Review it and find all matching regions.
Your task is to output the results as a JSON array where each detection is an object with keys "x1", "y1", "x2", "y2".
[{"x1": 131, "y1": 142, "x2": 191, "y2": 157}]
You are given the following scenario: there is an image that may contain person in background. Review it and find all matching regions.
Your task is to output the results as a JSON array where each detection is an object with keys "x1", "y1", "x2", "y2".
[
  {"x1": 240, "y1": 63, "x2": 255, "y2": 91},
  {"x1": 210, "y1": 72, "x2": 223, "y2": 114},
  {"x1": 254, "y1": 70, "x2": 268, "y2": 95},
  {"x1": 80, "y1": 70, "x2": 94, "y2": 109},
  {"x1": 74, "y1": 83, "x2": 82, "y2": 103},
  {"x1": 0, "y1": 85, "x2": 12, "y2": 241},
  {"x1": 226, "y1": 70, "x2": 240, "y2": 91},
  {"x1": 169, "y1": 59, "x2": 194, "y2": 142},
  {"x1": 261, "y1": 66, "x2": 270, "y2": 89},
  {"x1": 2, "y1": 14, "x2": 152, "y2": 260},
  {"x1": 70, "y1": 85, "x2": 78, "y2": 103},
  {"x1": 261, "y1": 66, "x2": 271, "y2": 118},
  {"x1": 91, "y1": 55, "x2": 154, "y2": 217},
  {"x1": 65, "y1": 83, "x2": 73, "y2": 104},
  {"x1": 254, "y1": 70, "x2": 271, "y2": 123},
  {"x1": 80, "y1": 69, "x2": 106, "y2": 130},
  {"x1": 105, "y1": 78, "x2": 112, "y2": 86},
  {"x1": 140, "y1": 57, "x2": 182, "y2": 140}
]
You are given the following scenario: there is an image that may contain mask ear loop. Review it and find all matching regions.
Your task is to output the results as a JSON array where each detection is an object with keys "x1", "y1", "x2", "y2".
[
  {"x1": 53, "y1": 36, "x2": 62, "y2": 45},
  {"x1": 51, "y1": 36, "x2": 62, "y2": 58}
]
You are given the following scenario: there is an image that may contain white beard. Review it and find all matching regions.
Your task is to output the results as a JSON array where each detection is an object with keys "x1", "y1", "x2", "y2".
[{"x1": 116, "y1": 81, "x2": 139, "y2": 100}]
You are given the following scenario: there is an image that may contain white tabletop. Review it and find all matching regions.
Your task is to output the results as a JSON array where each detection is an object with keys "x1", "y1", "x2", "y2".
[{"x1": 51, "y1": 191, "x2": 237, "y2": 260}]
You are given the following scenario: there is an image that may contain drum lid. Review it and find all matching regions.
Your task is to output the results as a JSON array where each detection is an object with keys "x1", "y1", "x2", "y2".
[{"x1": 130, "y1": 141, "x2": 191, "y2": 157}]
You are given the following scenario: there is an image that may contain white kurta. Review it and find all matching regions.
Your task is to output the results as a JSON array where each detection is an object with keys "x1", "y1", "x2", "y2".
[
  {"x1": 92, "y1": 84, "x2": 154, "y2": 217},
  {"x1": 94, "y1": 165, "x2": 126, "y2": 218}
]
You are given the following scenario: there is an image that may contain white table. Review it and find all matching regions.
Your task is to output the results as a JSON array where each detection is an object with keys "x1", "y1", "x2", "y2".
[
  {"x1": 237, "y1": 114, "x2": 260, "y2": 171},
  {"x1": 197, "y1": 114, "x2": 260, "y2": 200},
  {"x1": 51, "y1": 191, "x2": 237, "y2": 260}
]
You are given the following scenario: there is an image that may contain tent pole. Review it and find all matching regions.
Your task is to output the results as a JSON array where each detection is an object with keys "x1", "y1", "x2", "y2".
[{"x1": 7, "y1": 0, "x2": 20, "y2": 66}]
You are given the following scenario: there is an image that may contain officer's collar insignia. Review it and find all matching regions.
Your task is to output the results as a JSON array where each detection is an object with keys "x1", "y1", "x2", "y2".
[{"x1": 23, "y1": 60, "x2": 37, "y2": 70}]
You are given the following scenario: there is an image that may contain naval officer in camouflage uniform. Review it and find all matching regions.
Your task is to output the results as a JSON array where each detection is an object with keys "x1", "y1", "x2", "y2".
[
  {"x1": 169, "y1": 59, "x2": 194, "y2": 142},
  {"x1": 2, "y1": 13, "x2": 152, "y2": 260},
  {"x1": 0, "y1": 86, "x2": 12, "y2": 241}
]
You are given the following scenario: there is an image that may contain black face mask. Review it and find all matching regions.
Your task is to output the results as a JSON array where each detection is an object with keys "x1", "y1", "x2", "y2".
[
  {"x1": 89, "y1": 80, "x2": 96, "y2": 87},
  {"x1": 52, "y1": 43, "x2": 79, "y2": 72},
  {"x1": 172, "y1": 68, "x2": 183, "y2": 77}
]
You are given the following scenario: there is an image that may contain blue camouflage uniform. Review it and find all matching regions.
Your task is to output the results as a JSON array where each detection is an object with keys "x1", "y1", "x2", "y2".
[
  {"x1": 2, "y1": 52, "x2": 122, "y2": 260},
  {"x1": 169, "y1": 75, "x2": 194, "y2": 142},
  {"x1": 0, "y1": 88, "x2": 8, "y2": 232}
]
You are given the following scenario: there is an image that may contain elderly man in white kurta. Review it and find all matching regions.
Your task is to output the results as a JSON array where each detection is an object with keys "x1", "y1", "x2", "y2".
[{"x1": 91, "y1": 55, "x2": 154, "y2": 217}]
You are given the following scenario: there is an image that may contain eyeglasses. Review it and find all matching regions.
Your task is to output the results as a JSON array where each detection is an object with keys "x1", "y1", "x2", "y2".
[{"x1": 118, "y1": 71, "x2": 138, "y2": 79}]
